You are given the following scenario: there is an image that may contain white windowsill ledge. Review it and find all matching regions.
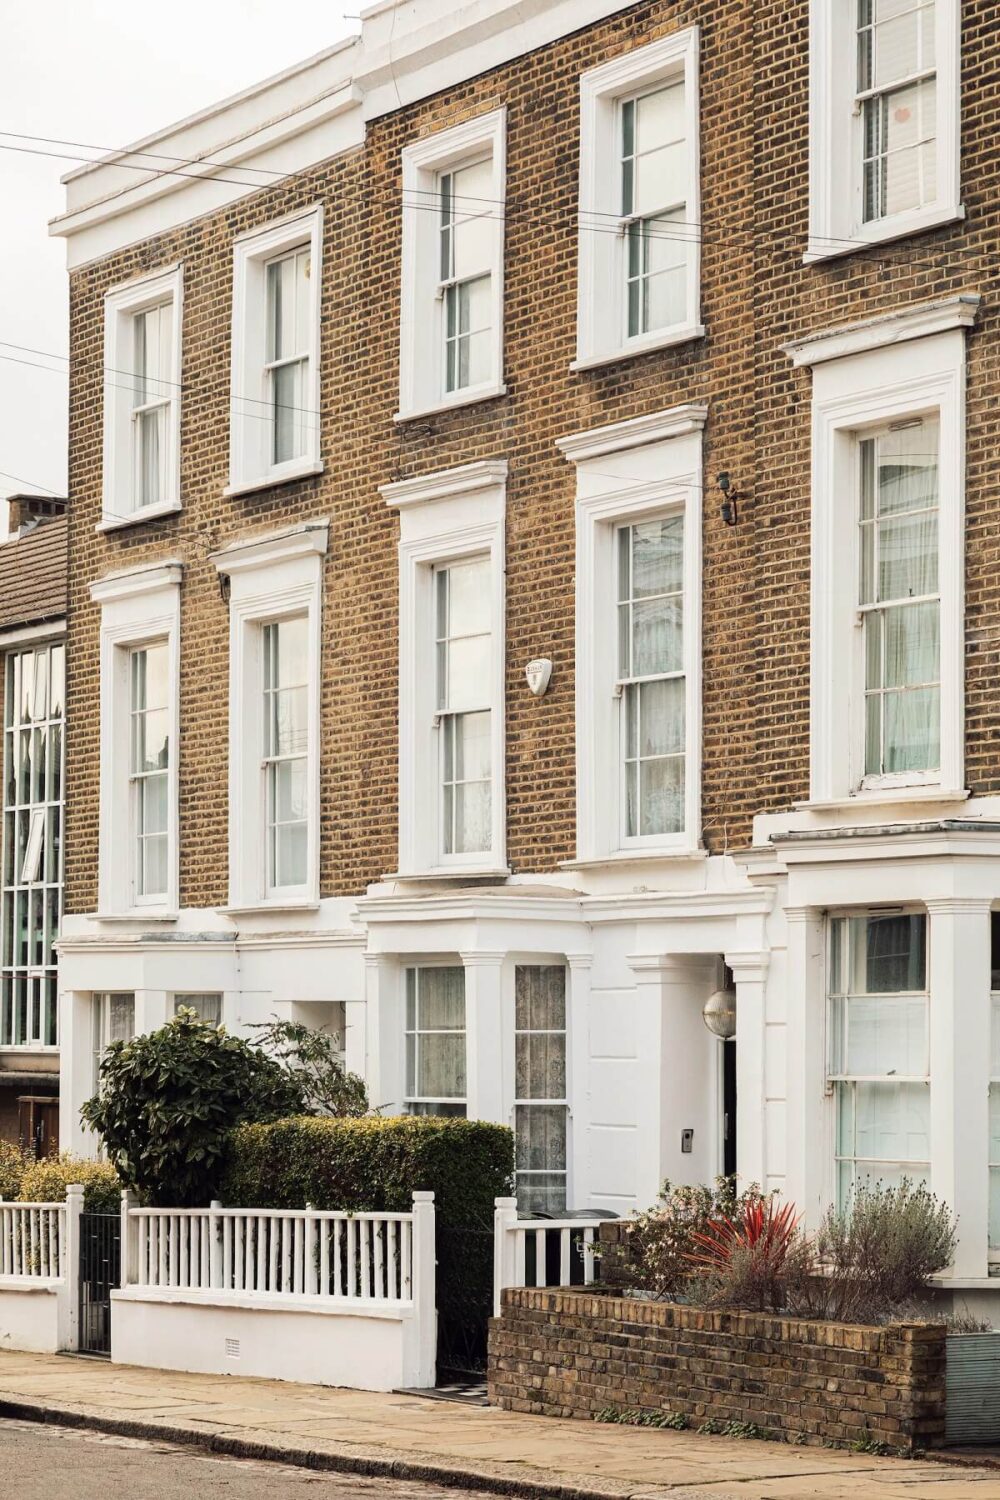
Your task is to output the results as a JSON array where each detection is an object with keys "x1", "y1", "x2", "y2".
[
  {"x1": 571, "y1": 323, "x2": 706, "y2": 372},
  {"x1": 794, "y1": 788, "x2": 971, "y2": 814},
  {"x1": 0, "y1": 1045, "x2": 59, "y2": 1055},
  {"x1": 223, "y1": 459, "x2": 325, "y2": 499},
  {"x1": 383, "y1": 867, "x2": 511, "y2": 883},
  {"x1": 394, "y1": 383, "x2": 508, "y2": 424},
  {"x1": 561, "y1": 848, "x2": 707, "y2": 871},
  {"x1": 96, "y1": 500, "x2": 183, "y2": 534},
  {"x1": 220, "y1": 901, "x2": 321, "y2": 917},
  {"x1": 93, "y1": 909, "x2": 180, "y2": 924},
  {"x1": 804, "y1": 204, "x2": 965, "y2": 265},
  {"x1": 929, "y1": 1275, "x2": 1000, "y2": 1289}
]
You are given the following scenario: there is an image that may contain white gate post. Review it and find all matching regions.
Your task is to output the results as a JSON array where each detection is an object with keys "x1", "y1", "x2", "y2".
[
  {"x1": 63, "y1": 1182, "x2": 84, "y2": 1350},
  {"x1": 493, "y1": 1196, "x2": 518, "y2": 1317},
  {"x1": 410, "y1": 1191, "x2": 436, "y2": 1388},
  {"x1": 120, "y1": 1188, "x2": 139, "y2": 1287},
  {"x1": 210, "y1": 1201, "x2": 223, "y2": 1289}
]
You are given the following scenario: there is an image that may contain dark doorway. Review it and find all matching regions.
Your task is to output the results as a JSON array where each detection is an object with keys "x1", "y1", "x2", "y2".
[
  {"x1": 722, "y1": 1039, "x2": 737, "y2": 1178},
  {"x1": 79, "y1": 1212, "x2": 121, "y2": 1357}
]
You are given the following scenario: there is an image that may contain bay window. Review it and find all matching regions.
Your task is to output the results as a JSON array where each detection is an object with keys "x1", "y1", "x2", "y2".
[
  {"x1": 92, "y1": 992, "x2": 135, "y2": 1093},
  {"x1": 859, "y1": 418, "x2": 940, "y2": 782},
  {"x1": 576, "y1": 28, "x2": 701, "y2": 369},
  {"x1": 173, "y1": 993, "x2": 222, "y2": 1026},
  {"x1": 228, "y1": 208, "x2": 323, "y2": 495},
  {"x1": 515, "y1": 966, "x2": 568, "y2": 1214},
  {"x1": 398, "y1": 110, "x2": 506, "y2": 421},
  {"x1": 405, "y1": 966, "x2": 466, "y2": 1117},
  {"x1": 828, "y1": 911, "x2": 930, "y2": 1205},
  {"x1": 129, "y1": 642, "x2": 170, "y2": 900},
  {"x1": 102, "y1": 265, "x2": 182, "y2": 528},
  {"x1": 1, "y1": 641, "x2": 64, "y2": 1048},
  {"x1": 807, "y1": 0, "x2": 960, "y2": 259}
]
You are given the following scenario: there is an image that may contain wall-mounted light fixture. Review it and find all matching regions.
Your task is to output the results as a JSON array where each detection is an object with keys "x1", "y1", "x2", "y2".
[{"x1": 716, "y1": 472, "x2": 744, "y2": 528}]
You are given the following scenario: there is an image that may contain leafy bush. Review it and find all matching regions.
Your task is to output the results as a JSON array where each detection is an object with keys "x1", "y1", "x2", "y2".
[
  {"x1": 250, "y1": 1018, "x2": 368, "y2": 1117},
  {"x1": 81, "y1": 1009, "x2": 308, "y2": 1206},
  {"x1": 219, "y1": 1114, "x2": 513, "y2": 1228},
  {"x1": 18, "y1": 1154, "x2": 121, "y2": 1213},
  {"x1": 601, "y1": 1178, "x2": 766, "y2": 1299},
  {"x1": 687, "y1": 1198, "x2": 814, "y2": 1313},
  {"x1": 0, "y1": 1141, "x2": 29, "y2": 1200},
  {"x1": 812, "y1": 1179, "x2": 956, "y2": 1320}
]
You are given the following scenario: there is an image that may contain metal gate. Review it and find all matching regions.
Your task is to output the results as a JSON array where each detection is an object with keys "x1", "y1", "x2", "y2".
[
  {"x1": 945, "y1": 1332, "x2": 1000, "y2": 1445},
  {"x1": 79, "y1": 1211, "x2": 121, "y2": 1356},
  {"x1": 435, "y1": 1223, "x2": 493, "y2": 1383}
]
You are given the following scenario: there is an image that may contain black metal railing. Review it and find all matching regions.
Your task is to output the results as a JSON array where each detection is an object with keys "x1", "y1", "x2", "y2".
[{"x1": 79, "y1": 1211, "x2": 121, "y2": 1356}]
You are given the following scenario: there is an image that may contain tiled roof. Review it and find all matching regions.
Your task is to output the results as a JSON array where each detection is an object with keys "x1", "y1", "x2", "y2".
[{"x1": 0, "y1": 516, "x2": 68, "y2": 632}]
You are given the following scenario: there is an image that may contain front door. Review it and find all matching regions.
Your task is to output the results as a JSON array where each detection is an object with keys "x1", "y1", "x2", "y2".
[{"x1": 722, "y1": 1040, "x2": 737, "y2": 1179}]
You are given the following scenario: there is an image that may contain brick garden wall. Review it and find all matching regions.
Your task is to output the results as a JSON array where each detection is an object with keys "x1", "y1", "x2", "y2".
[{"x1": 488, "y1": 1287, "x2": 947, "y2": 1453}]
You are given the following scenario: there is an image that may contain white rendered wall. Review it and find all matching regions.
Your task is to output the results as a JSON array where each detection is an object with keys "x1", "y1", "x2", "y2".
[{"x1": 0, "y1": 1284, "x2": 63, "y2": 1354}]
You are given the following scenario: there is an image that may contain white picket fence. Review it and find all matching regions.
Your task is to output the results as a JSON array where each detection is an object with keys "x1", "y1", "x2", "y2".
[
  {"x1": 0, "y1": 1201, "x2": 66, "y2": 1280},
  {"x1": 124, "y1": 1200, "x2": 420, "y2": 1304},
  {"x1": 492, "y1": 1196, "x2": 604, "y2": 1316},
  {"x1": 0, "y1": 1186, "x2": 82, "y2": 1353}
]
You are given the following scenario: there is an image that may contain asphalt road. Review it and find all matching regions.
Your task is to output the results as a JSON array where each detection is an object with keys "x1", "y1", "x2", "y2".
[{"x1": 0, "y1": 1418, "x2": 492, "y2": 1498}]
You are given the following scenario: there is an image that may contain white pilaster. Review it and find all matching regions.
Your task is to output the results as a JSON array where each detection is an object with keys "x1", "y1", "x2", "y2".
[
  {"x1": 364, "y1": 954, "x2": 405, "y2": 1115},
  {"x1": 59, "y1": 990, "x2": 96, "y2": 1157},
  {"x1": 927, "y1": 897, "x2": 992, "y2": 1279},
  {"x1": 461, "y1": 952, "x2": 506, "y2": 1124},
  {"x1": 567, "y1": 954, "x2": 593, "y2": 1209},
  {"x1": 783, "y1": 907, "x2": 827, "y2": 1228},
  {"x1": 342, "y1": 998, "x2": 367, "y2": 1081},
  {"x1": 726, "y1": 951, "x2": 769, "y2": 1191}
]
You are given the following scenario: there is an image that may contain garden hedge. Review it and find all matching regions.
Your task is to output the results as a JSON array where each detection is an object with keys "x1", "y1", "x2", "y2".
[{"x1": 219, "y1": 1114, "x2": 514, "y2": 1228}]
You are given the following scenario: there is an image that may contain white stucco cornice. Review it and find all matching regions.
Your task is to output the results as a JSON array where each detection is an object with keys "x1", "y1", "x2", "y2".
[
  {"x1": 380, "y1": 460, "x2": 508, "y2": 511},
  {"x1": 89, "y1": 559, "x2": 183, "y2": 604},
  {"x1": 556, "y1": 405, "x2": 709, "y2": 464},
  {"x1": 782, "y1": 294, "x2": 982, "y2": 369},
  {"x1": 209, "y1": 520, "x2": 329, "y2": 575}
]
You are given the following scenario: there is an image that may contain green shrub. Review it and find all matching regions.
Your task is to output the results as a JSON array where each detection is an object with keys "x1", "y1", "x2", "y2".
[
  {"x1": 812, "y1": 1179, "x2": 957, "y2": 1320},
  {"x1": 18, "y1": 1154, "x2": 121, "y2": 1213},
  {"x1": 249, "y1": 1018, "x2": 368, "y2": 1117},
  {"x1": 219, "y1": 1114, "x2": 513, "y2": 1228},
  {"x1": 602, "y1": 1178, "x2": 767, "y2": 1300},
  {"x1": 81, "y1": 1010, "x2": 308, "y2": 1206},
  {"x1": 0, "y1": 1141, "x2": 30, "y2": 1200}
]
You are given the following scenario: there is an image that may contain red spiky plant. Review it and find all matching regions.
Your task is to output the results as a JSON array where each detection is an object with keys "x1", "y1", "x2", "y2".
[{"x1": 686, "y1": 1198, "x2": 810, "y2": 1311}]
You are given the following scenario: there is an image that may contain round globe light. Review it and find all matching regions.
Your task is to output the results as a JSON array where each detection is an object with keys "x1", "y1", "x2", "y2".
[{"x1": 702, "y1": 986, "x2": 737, "y2": 1041}]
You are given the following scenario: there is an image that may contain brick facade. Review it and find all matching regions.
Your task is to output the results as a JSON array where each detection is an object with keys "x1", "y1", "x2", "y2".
[{"x1": 488, "y1": 1287, "x2": 948, "y2": 1453}]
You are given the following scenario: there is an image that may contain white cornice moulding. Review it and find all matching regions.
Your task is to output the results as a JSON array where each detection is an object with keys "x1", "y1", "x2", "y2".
[
  {"x1": 209, "y1": 520, "x2": 330, "y2": 575},
  {"x1": 783, "y1": 294, "x2": 982, "y2": 369},
  {"x1": 556, "y1": 405, "x2": 709, "y2": 464},
  {"x1": 380, "y1": 460, "x2": 509, "y2": 510},
  {"x1": 90, "y1": 560, "x2": 183, "y2": 604}
]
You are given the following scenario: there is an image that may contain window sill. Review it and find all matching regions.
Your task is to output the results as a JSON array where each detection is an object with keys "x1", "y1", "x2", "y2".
[
  {"x1": 0, "y1": 1045, "x2": 59, "y2": 1055},
  {"x1": 571, "y1": 324, "x2": 706, "y2": 373},
  {"x1": 804, "y1": 204, "x2": 965, "y2": 264},
  {"x1": 223, "y1": 459, "x2": 324, "y2": 499},
  {"x1": 794, "y1": 788, "x2": 970, "y2": 814},
  {"x1": 383, "y1": 866, "x2": 511, "y2": 883},
  {"x1": 560, "y1": 847, "x2": 707, "y2": 871},
  {"x1": 394, "y1": 383, "x2": 508, "y2": 424},
  {"x1": 93, "y1": 909, "x2": 180, "y2": 924},
  {"x1": 96, "y1": 500, "x2": 183, "y2": 533},
  {"x1": 220, "y1": 900, "x2": 321, "y2": 916}
]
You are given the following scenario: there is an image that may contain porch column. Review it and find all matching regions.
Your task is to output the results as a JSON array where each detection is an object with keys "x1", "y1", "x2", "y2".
[
  {"x1": 927, "y1": 898, "x2": 992, "y2": 1279},
  {"x1": 461, "y1": 952, "x2": 506, "y2": 1124},
  {"x1": 363, "y1": 954, "x2": 405, "y2": 1115},
  {"x1": 342, "y1": 998, "x2": 367, "y2": 1081},
  {"x1": 783, "y1": 907, "x2": 827, "y2": 1230},
  {"x1": 726, "y1": 951, "x2": 769, "y2": 1192},
  {"x1": 59, "y1": 990, "x2": 95, "y2": 1157},
  {"x1": 567, "y1": 954, "x2": 593, "y2": 1209},
  {"x1": 628, "y1": 954, "x2": 717, "y2": 1207}
]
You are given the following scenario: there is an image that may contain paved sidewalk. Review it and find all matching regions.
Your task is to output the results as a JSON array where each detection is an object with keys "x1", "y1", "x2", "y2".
[{"x1": 0, "y1": 1351, "x2": 998, "y2": 1498}]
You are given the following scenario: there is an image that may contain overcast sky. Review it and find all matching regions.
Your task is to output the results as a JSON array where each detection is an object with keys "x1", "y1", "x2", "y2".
[{"x1": 0, "y1": 1, "x2": 358, "y2": 537}]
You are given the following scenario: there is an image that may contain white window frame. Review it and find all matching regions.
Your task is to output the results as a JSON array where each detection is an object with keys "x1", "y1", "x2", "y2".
[
  {"x1": 786, "y1": 300, "x2": 977, "y2": 806},
  {"x1": 210, "y1": 522, "x2": 327, "y2": 912},
  {"x1": 575, "y1": 28, "x2": 702, "y2": 371},
  {"x1": 558, "y1": 406, "x2": 705, "y2": 862},
  {"x1": 514, "y1": 962, "x2": 569, "y2": 1214},
  {"x1": 404, "y1": 964, "x2": 468, "y2": 1117},
  {"x1": 807, "y1": 0, "x2": 962, "y2": 263},
  {"x1": 173, "y1": 993, "x2": 223, "y2": 1026},
  {"x1": 228, "y1": 207, "x2": 324, "y2": 497},
  {"x1": 91, "y1": 561, "x2": 181, "y2": 919},
  {"x1": 380, "y1": 461, "x2": 507, "y2": 878},
  {"x1": 101, "y1": 264, "x2": 183, "y2": 531},
  {"x1": 398, "y1": 109, "x2": 507, "y2": 422}
]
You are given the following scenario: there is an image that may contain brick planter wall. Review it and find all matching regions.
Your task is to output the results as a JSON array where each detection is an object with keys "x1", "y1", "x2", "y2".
[{"x1": 488, "y1": 1288, "x2": 947, "y2": 1453}]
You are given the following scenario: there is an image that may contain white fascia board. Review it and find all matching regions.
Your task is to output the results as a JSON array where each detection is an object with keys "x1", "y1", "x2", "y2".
[
  {"x1": 783, "y1": 295, "x2": 981, "y2": 368},
  {"x1": 356, "y1": 0, "x2": 637, "y2": 121},
  {"x1": 556, "y1": 405, "x2": 709, "y2": 463}
]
